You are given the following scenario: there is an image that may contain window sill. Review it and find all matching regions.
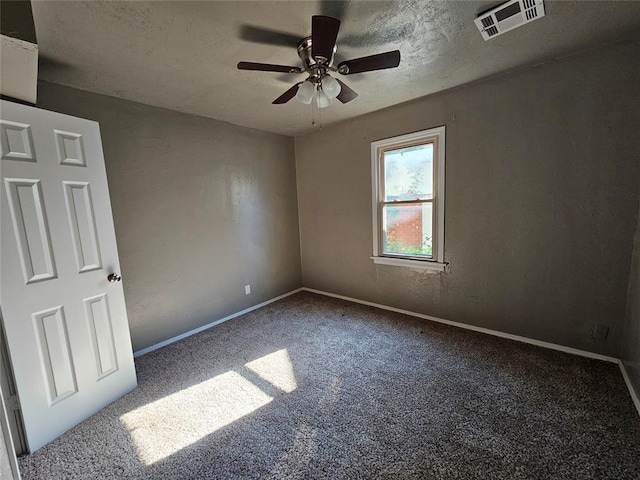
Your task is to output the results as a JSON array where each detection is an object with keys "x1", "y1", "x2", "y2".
[{"x1": 371, "y1": 256, "x2": 447, "y2": 271}]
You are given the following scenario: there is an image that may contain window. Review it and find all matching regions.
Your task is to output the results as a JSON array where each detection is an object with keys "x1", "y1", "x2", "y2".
[{"x1": 371, "y1": 126, "x2": 446, "y2": 271}]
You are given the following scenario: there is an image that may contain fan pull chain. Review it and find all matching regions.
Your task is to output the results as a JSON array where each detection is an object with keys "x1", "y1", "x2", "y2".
[
  {"x1": 311, "y1": 89, "x2": 318, "y2": 127},
  {"x1": 311, "y1": 88, "x2": 323, "y2": 129},
  {"x1": 311, "y1": 95, "x2": 316, "y2": 127}
]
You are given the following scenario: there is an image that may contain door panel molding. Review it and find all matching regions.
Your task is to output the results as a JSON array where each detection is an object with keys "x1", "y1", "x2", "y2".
[
  {"x1": 84, "y1": 294, "x2": 119, "y2": 380},
  {"x1": 32, "y1": 306, "x2": 78, "y2": 405},
  {"x1": 63, "y1": 182, "x2": 102, "y2": 273},
  {"x1": 1, "y1": 120, "x2": 36, "y2": 163},
  {"x1": 4, "y1": 178, "x2": 57, "y2": 284}
]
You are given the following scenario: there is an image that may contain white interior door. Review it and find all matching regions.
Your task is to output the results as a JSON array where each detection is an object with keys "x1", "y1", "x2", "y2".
[{"x1": 0, "y1": 100, "x2": 137, "y2": 452}]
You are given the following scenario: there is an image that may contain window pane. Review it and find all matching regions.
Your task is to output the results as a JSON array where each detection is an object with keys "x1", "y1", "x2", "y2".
[
  {"x1": 383, "y1": 203, "x2": 433, "y2": 257},
  {"x1": 383, "y1": 143, "x2": 433, "y2": 201}
]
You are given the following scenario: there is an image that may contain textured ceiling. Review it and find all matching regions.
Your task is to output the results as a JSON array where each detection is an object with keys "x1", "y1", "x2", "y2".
[{"x1": 31, "y1": 1, "x2": 640, "y2": 137}]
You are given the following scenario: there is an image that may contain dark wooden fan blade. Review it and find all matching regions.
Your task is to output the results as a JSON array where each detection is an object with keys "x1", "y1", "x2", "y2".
[
  {"x1": 338, "y1": 50, "x2": 400, "y2": 74},
  {"x1": 335, "y1": 79, "x2": 358, "y2": 104},
  {"x1": 272, "y1": 84, "x2": 300, "y2": 104},
  {"x1": 239, "y1": 24, "x2": 301, "y2": 47},
  {"x1": 237, "y1": 62, "x2": 302, "y2": 74},
  {"x1": 312, "y1": 15, "x2": 340, "y2": 62}
]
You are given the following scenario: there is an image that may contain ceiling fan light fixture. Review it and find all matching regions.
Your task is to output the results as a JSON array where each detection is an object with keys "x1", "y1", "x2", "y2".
[
  {"x1": 238, "y1": 16, "x2": 400, "y2": 108},
  {"x1": 296, "y1": 80, "x2": 315, "y2": 104},
  {"x1": 322, "y1": 74, "x2": 341, "y2": 99},
  {"x1": 316, "y1": 89, "x2": 332, "y2": 109}
]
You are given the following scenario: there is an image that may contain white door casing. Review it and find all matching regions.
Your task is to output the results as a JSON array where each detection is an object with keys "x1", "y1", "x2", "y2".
[{"x1": 0, "y1": 100, "x2": 137, "y2": 452}]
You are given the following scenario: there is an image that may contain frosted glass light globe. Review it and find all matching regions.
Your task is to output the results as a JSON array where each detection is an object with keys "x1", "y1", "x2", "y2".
[
  {"x1": 316, "y1": 89, "x2": 333, "y2": 108},
  {"x1": 322, "y1": 74, "x2": 341, "y2": 99},
  {"x1": 296, "y1": 80, "x2": 314, "y2": 104}
]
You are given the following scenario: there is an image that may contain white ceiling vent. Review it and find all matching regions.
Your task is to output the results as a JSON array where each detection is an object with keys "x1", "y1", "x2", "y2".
[{"x1": 475, "y1": 0, "x2": 545, "y2": 40}]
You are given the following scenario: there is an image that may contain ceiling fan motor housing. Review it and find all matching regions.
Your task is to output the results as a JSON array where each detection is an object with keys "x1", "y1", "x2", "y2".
[{"x1": 297, "y1": 36, "x2": 335, "y2": 82}]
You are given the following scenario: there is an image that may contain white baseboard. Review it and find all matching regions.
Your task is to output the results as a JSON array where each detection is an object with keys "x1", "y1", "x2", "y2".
[
  {"x1": 304, "y1": 287, "x2": 640, "y2": 418},
  {"x1": 134, "y1": 285, "x2": 619, "y2": 363},
  {"x1": 302, "y1": 287, "x2": 619, "y2": 364},
  {"x1": 619, "y1": 361, "x2": 640, "y2": 417},
  {"x1": 133, "y1": 288, "x2": 304, "y2": 358},
  {"x1": 132, "y1": 285, "x2": 639, "y2": 418}
]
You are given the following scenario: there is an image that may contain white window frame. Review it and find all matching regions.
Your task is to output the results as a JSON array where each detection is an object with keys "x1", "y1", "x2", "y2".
[{"x1": 371, "y1": 126, "x2": 446, "y2": 271}]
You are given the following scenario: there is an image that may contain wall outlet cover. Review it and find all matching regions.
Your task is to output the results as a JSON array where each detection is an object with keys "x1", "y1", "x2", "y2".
[{"x1": 245, "y1": 285, "x2": 251, "y2": 295}]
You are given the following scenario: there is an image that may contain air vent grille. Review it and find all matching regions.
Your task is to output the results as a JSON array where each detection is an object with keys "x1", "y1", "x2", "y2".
[
  {"x1": 485, "y1": 26, "x2": 499, "y2": 37},
  {"x1": 475, "y1": 0, "x2": 545, "y2": 41},
  {"x1": 481, "y1": 17, "x2": 495, "y2": 28},
  {"x1": 495, "y1": 3, "x2": 521, "y2": 22}
]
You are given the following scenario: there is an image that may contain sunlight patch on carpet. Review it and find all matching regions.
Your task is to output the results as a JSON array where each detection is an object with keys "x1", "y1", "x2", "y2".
[
  {"x1": 120, "y1": 370, "x2": 273, "y2": 465},
  {"x1": 245, "y1": 348, "x2": 298, "y2": 393}
]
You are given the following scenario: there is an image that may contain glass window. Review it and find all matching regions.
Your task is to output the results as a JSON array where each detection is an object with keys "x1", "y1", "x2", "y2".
[{"x1": 371, "y1": 127, "x2": 445, "y2": 270}]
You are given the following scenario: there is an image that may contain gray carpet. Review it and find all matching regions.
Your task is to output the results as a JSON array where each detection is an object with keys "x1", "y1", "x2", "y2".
[{"x1": 18, "y1": 292, "x2": 640, "y2": 479}]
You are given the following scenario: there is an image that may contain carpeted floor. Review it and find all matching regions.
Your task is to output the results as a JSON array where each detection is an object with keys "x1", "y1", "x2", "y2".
[{"x1": 18, "y1": 292, "x2": 640, "y2": 479}]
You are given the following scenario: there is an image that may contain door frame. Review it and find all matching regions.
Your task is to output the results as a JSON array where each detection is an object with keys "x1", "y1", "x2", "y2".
[
  {"x1": 0, "y1": 342, "x2": 21, "y2": 478},
  {"x1": 0, "y1": 309, "x2": 27, "y2": 457}
]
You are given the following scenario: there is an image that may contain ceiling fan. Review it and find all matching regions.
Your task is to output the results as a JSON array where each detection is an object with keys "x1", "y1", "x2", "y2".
[{"x1": 237, "y1": 16, "x2": 401, "y2": 108}]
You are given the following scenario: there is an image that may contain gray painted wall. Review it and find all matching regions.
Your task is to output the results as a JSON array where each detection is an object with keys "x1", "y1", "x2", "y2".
[
  {"x1": 623, "y1": 198, "x2": 640, "y2": 406},
  {"x1": 0, "y1": 0, "x2": 37, "y2": 44},
  {"x1": 295, "y1": 39, "x2": 640, "y2": 357},
  {"x1": 37, "y1": 82, "x2": 302, "y2": 352}
]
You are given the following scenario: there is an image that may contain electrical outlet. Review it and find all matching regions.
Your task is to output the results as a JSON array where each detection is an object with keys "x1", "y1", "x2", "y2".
[
  {"x1": 593, "y1": 324, "x2": 609, "y2": 340},
  {"x1": 245, "y1": 285, "x2": 251, "y2": 295}
]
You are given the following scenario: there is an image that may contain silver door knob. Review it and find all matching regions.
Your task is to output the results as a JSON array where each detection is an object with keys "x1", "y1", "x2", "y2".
[{"x1": 107, "y1": 273, "x2": 121, "y2": 283}]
